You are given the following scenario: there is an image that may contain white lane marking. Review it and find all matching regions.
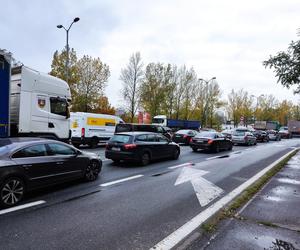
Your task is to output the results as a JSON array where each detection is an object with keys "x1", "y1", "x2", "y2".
[
  {"x1": 175, "y1": 168, "x2": 223, "y2": 207},
  {"x1": 277, "y1": 178, "x2": 300, "y2": 185},
  {"x1": 100, "y1": 175, "x2": 143, "y2": 187},
  {"x1": 168, "y1": 162, "x2": 193, "y2": 169},
  {"x1": 150, "y1": 148, "x2": 298, "y2": 250},
  {"x1": 0, "y1": 200, "x2": 46, "y2": 215}
]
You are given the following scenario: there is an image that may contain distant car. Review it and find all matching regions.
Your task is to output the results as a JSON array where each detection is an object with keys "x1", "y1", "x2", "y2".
[
  {"x1": 0, "y1": 138, "x2": 102, "y2": 208},
  {"x1": 267, "y1": 130, "x2": 281, "y2": 141},
  {"x1": 232, "y1": 130, "x2": 257, "y2": 146},
  {"x1": 221, "y1": 129, "x2": 234, "y2": 139},
  {"x1": 252, "y1": 130, "x2": 269, "y2": 142},
  {"x1": 190, "y1": 131, "x2": 233, "y2": 153},
  {"x1": 172, "y1": 129, "x2": 198, "y2": 145},
  {"x1": 278, "y1": 126, "x2": 292, "y2": 139},
  {"x1": 105, "y1": 132, "x2": 180, "y2": 166}
]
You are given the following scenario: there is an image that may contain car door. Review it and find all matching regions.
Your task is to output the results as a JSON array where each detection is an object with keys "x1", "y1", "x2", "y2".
[
  {"x1": 47, "y1": 143, "x2": 87, "y2": 180},
  {"x1": 156, "y1": 134, "x2": 173, "y2": 158},
  {"x1": 11, "y1": 143, "x2": 60, "y2": 188}
]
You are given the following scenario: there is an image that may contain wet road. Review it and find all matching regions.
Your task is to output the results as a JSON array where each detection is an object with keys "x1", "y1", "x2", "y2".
[{"x1": 0, "y1": 139, "x2": 299, "y2": 249}]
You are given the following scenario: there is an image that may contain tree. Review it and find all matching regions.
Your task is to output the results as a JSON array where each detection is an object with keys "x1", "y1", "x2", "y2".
[
  {"x1": 227, "y1": 89, "x2": 254, "y2": 126},
  {"x1": 50, "y1": 48, "x2": 79, "y2": 97},
  {"x1": 93, "y1": 95, "x2": 115, "y2": 115},
  {"x1": 73, "y1": 55, "x2": 110, "y2": 112},
  {"x1": 120, "y1": 52, "x2": 144, "y2": 122},
  {"x1": 263, "y1": 38, "x2": 300, "y2": 93}
]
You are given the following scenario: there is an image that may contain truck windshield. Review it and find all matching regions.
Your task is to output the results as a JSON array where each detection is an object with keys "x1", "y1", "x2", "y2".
[
  {"x1": 50, "y1": 97, "x2": 68, "y2": 117},
  {"x1": 152, "y1": 118, "x2": 164, "y2": 124}
]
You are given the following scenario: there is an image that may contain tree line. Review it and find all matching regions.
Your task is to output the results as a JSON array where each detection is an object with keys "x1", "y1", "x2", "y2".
[{"x1": 50, "y1": 38, "x2": 300, "y2": 127}]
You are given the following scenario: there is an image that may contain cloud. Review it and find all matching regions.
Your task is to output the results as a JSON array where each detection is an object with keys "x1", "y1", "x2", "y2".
[{"x1": 1, "y1": 0, "x2": 300, "y2": 107}]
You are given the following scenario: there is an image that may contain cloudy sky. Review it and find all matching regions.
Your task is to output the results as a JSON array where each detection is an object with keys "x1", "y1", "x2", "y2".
[{"x1": 1, "y1": 0, "x2": 300, "y2": 107}]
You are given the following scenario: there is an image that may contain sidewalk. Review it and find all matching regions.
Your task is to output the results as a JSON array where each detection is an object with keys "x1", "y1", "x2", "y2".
[{"x1": 188, "y1": 152, "x2": 300, "y2": 250}]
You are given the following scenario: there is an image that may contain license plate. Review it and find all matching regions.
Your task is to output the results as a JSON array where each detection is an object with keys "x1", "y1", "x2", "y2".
[
  {"x1": 112, "y1": 147, "x2": 120, "y2": 151},
  {"x1": 197, "y1": 140, "x2": 203, "y2": 143}
]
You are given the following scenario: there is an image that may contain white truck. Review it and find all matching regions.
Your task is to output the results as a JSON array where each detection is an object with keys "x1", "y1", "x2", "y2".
[
  {"x1": 70, "y1": 112, "x2": 124, "y2": 147},
  {"x1": 0, "y1": 50, "x2": 71, "y2": 141}
]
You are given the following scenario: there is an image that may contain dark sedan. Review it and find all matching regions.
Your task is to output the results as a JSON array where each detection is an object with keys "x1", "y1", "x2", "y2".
[
  {"x1": 172, "y1": 130, "x2": 198, "y2": 145},
  {"x1": 0, "y1": 138, "x2": 102, "y2": 208},
  {"x1": 190, "y1": 131, "x2": 233, "y2": 153},
  {"x1": 105, "y1": 132, "x2": 180, "y2": 166},
  {"x1": 252, "y1": 130, "x2": 269, "y2": 142}
]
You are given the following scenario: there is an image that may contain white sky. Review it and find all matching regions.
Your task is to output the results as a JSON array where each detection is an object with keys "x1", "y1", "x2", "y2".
[{"x1": 1, "y1": 0, "x2": 300, "y2": 107}]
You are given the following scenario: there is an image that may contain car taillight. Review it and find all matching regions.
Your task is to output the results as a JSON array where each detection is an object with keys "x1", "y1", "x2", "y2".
[
  {"x1": 190, "y1": 137, "x2": 193, "y2": 142},
  {"x1": 81, "y1": 128, "x2": 85, "y2": 137},
  {"x1": 105, "y1": 143, "x2": 109, "y2": 149},
  {"x1": 183, "y1": 135, "x2": 188, "y2": 138},
  {"x1": 208, "y1": 139, "x2": 213, "y2": 144},
  {"x1": 124, "y1": 144, "x2": 137, "y2": 150}
]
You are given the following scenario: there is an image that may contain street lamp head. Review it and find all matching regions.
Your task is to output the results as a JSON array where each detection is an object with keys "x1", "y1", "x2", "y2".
[
  {"x1": 74, "y1": 17, "x2": 80, "y2": 22},
  {"x1": 57, "y1": 25, "x2": 63, "y2": 29}
]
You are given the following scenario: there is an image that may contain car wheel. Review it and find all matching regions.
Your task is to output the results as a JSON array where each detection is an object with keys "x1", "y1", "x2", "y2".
[
  {"x1": 214, "y1": 144, "x2": 220, "y2": 153},
  {"x1": 112, "y1": 159, "x2": 120, "y2": 164},
  {"x1": 73, "y1": 143, "x2": 81, "y2": 148},
  {"x1": 0, "y1": 177, "x2": 25, "y2": 208},
  {"x1": 192, "y1": 147, "x2": 198, "y2": 152},
  {"x1": 228, "y1": 144, "x2": 233, "y2": 150},
  {"x1": 140, "y1": 152, "x2": 150, "y2": 166},
  {"x1": 172, "y1": 148, "x2": 180, "y2": 160},
  {"x1": 84, "y1": 161, "x2": 101, "y2": 181},
  {"x1": 89, "y1": 138, "x2": 99, "y2": 148}
]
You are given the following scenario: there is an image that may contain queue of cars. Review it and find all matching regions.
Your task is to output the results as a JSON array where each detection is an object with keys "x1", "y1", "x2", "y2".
[{"x1": 0, "y1": 124, "x2": 291, "y2": 208}]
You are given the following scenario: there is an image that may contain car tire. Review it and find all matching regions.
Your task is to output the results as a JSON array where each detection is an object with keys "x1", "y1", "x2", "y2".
[
  {"x1": 73, "y1": 143, "x2": 81, "y2": 148},
  {"x1": 214, "y1": 144, "x2": 220, "y2": 153},
  {"x1": 172, "y1": 148, "x2": 180, "y2": 160},
  {"x1": 0, "y1": 177, "x2": 25, "y2": 208},
  {"x1": 192, "y1": 147, "x2": 198, "y2": 152},
  {"x1": 228, "y1": 144, "x2": 233, "y2": 150},
  {"x1": 89, "y1": 138, "x2": 99, "y2": 148},
  {"x1": 112, "y1": 159, "x2": 120, "y2": 164},
  {"x1": 84, "y1": 161, "x2": 101, "y2": 181},
  {"x1": 140, "y1": 152, "x2": 150, "y2": 166}
]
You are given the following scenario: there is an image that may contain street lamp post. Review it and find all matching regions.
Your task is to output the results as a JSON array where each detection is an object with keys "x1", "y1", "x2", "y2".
[
  {"x1": 199, "y1": 77, "x2": 216, "y2": 127},
  {"x1": 57, "y1": 17, "x2": 80, "y2": 84}
]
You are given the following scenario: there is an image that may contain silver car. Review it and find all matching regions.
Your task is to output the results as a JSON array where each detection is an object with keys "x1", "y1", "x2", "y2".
[{"x1": 232, "y1": 130, "x2": 257, "y2": 146}]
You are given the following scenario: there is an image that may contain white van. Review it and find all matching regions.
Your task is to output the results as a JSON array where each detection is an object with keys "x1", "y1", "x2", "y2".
[{"x1": 70, "y1": 112, "x2": 124, "y2": 147}]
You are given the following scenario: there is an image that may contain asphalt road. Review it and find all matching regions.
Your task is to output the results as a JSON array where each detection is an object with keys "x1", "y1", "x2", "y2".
[{"x1": 0, "y1": 139, "x2": 299, "y2": 250}]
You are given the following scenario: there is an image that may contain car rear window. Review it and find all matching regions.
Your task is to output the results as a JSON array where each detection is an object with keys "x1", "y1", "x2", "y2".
[
  {"x1": 233, "y1": 131, "x2": 246, "y2": 136},
  {"x1": 110, "y1": 134, "x2": 132, "y2": 143},
  {"x1": 176, "y1": 130, "x2": 190, "y2": 134},
  {"x1": 196, "y1": 132, "x2": 216, "y2": 138}
]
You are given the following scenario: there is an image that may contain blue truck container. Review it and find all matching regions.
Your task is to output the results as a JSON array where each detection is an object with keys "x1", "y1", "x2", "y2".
[
  {"x1": 0, "y1": 52, "x2": 11, "y2": 138},
  {"x1": 167, "y1": 119, "x2": 200, "y2": 130}
]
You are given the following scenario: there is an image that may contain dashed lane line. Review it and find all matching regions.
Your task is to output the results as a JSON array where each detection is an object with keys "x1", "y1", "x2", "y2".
[
  {"x1": 99, "y1": 174, "x2": 144, "y2": 187},
  {"x1": 0, "y1": 200, "x2": 46, "y2": 215}
]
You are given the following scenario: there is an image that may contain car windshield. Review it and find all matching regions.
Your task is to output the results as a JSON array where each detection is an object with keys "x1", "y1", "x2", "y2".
[
  {"x1": 152, "y1": 118, "x2": 164, "y2": 124},
  {"x1": 110, "y1": 134, "x2": 131, "y2": 143},
  {"x1": 196, "y1": 132, "x2": 216, "y2": 138}
]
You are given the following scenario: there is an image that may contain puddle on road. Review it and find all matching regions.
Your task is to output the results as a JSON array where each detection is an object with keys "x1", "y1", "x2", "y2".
[
  {"x1": 267, "y1": 239, "x2": 299, "y2": 250},
  {"x1": 151, "y1": 170, "x2": 172, "y2": 177}
]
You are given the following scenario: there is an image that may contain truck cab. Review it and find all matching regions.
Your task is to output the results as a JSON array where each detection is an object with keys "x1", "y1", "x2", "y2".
[{"x1": 0, "y1": 50, "x2": 71, "y2": 141}]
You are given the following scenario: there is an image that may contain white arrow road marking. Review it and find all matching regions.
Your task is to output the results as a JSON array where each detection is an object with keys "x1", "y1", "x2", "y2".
[{"x1": 175, "y1": 167, "x2": 224, "y2": 207}]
